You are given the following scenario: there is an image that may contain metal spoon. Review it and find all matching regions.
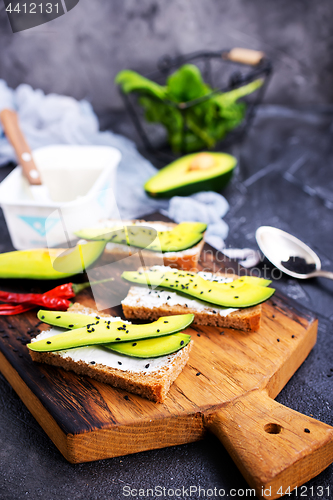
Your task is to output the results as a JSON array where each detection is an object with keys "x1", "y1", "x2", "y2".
[{"x1": 255, "y1": 226, "x2": 333, "y2": 280}]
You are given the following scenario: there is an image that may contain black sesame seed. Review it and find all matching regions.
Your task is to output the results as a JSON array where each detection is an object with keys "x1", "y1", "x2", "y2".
[
  {"x1": 220, "y1": 331, "x2": 224, "y2": 335},
  {"x1": 292, "y1": 335, "x2": 295, "y2": 338},
  {"x1": 200, "y1": 291, "x2": 204, "y2": 294},
  {"x1": 41, "y1": 316, "x2": 45, "y2": 319},
  {"x1": 157, "y1": 329, "x2": 160, "y2": 332},
  {"x1": 116, "y1": 338, "x2": 121, "y2": 341},
  {"x1": 196, "y1": 372, "x2": 201, "y2": 376},
  {"x1": 56, "y1": 316, "x2": 61, "y2": 319},
  {"x1": 118, "y1": 361, "x2": 122, "y2": 365},
  {"x1": 46, "y1": 341, "x2": 52, "y2": 344},
  {"x1": 180, "y1": 340, "x2": 184, "y2": 346},
  {"x1": 277, "y1": 338, "x2": 280, "y2": 342},
  {"x1": 212, "y1": 310, "x2": 217, "y2": 314},
  {"x1": 304, "y1": 428, "x2": 310, "y2": 433},
  {"x1": 124, "y1": 395, "x2": 130, "y2": 401},
  {"x1": 90, "y1": 361, "x2": 96, "y2": 365},
  {"x1": 164, "y1": 321, "x2": 168, "y2": 323},
  {"x1": 68, "y1": 324, "x2": 74, "y2": 328},
  {"x1": 167, "y1": 296, "x2": 171, "y2": 300},
  {"x1": 145, "y1": 363, "x2": 150, "y2": 369},
  {"x1": 197, "y1": 333, "x2": 201, "y2": 337},
  {"x1": 272, "y1": 315, "x2": 275, "y2": 319},
  {"x1": 132, "y1": 343, "x2": 137, "y2": 346},
  {"x1": 234, "y1": 296, "x2": 239, "y2": 299}
]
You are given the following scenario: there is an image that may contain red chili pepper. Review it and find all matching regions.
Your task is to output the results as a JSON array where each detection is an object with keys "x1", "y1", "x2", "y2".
[
  {"x1": 0, "y1": 291, "x2": 71, "y2": 309},
  {"x1": 44, "y1": 278, "x2": 113, "y2": 300},
  {"x1": 0, "y1": 278, "x2": 114, "y2": 314},
  {"x1": 0, "y1": 303, "x2": 35, "y2": 315}
]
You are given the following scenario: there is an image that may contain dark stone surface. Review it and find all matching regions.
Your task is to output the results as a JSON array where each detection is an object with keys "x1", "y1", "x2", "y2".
[
  {"x1": 0, "y1": 106, "x2": 333, "y2": 499},
  {"x1": 1, "y1": 1, "x2": 333, "y2": 111}
]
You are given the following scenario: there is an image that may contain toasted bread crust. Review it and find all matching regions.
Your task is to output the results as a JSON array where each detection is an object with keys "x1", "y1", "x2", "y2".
[
  {"x1": 122, "y1": 270, "x2": 262, "y2": 332},
  {"x1": 29, "y1": 303, "x2": 192, "y2": 403},
  {"x1": 122, "y1": 301, "x2": 261, "y2": 332}
]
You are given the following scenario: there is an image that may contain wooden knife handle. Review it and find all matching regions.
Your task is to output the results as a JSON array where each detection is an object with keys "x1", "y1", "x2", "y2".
[
  {"x1": 223, "y1": 48, "x2": 265, "y2": 66},
  {"x1": 0, "y1": 108, "x2": 42, "y2": 185},
  {"x1": 205, "y1": 389, "x2": 333, "y2": 499}
]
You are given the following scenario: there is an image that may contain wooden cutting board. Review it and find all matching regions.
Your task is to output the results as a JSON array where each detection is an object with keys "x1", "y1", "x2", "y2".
[{"x1": 0, "y1": 242, "x2": 332, "y2": 500}]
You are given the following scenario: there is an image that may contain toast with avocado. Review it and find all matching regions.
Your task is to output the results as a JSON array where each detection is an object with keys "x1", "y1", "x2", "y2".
[
  {"x1": 28, "y1": 303, "x2": 193, "y2": 403},
  {"x1": 121, "y1": 266, "x2": 275, "y2": 332},
  {"x1": 75, "y1": 219, "x2": 206, "y2": 271}
]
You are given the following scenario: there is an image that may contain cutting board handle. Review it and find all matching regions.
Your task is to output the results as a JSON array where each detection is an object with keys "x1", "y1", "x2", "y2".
[
  {"x1": 0, "y1": 108, "x2": 42, "y2": 185},
  {"x1": 205, "y1": 389, "x2": 333, "y2": 500}
]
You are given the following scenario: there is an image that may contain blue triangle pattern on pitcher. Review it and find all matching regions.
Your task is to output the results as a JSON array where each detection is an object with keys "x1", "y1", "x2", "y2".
[{"x1": 18, "y1": 216, "x2": 60, "y2": 237}]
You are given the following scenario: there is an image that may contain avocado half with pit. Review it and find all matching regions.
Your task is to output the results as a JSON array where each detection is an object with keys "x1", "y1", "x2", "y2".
[{"x1": 144, "y1": 152, "x2": 237, "y2": 198}]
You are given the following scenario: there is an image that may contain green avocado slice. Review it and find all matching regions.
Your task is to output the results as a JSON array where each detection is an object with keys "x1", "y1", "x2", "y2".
[
  {"x1": 172, "y1": 222, "x2": 207, "y2": 234},
  {"x1": 104, "y1": 332, "x2": 191, "y2": 358},
  {"x1": 122, "y1": 270, "x2": 275, "y2": 308},
  {"x1": 218, "y1": 276, "x2": 272, "y2": 288},
  {"x1": 37, "y1": 310, "x2": 103, "y2": 329},
  {"x1": 144, "y1": 152, "x2": 237, "y2": 198},
  {"x1": 0, "y1": 241, "x2": 106, "y2": 280},
  {"x1": 28, "y1": 313, "x2": 194, "y2": 352},
  {"x1": 75, "y1": 223, "x2": 206, "y2": 253}
]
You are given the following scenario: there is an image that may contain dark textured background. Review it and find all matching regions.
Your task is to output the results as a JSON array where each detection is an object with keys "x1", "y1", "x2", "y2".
[{"x1": 1, "y1": 0, "x2": 333, "y2": 113}]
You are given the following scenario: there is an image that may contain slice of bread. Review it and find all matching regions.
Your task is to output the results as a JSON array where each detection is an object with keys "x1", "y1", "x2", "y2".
[
  {"x1": 29, "y1": 303, "x2": 193, "y2": 403},
  {"x1": 90, "y1": 219, "x2": 205, "y2": 271},
  {"x1": 122, "y1": 268, "x2": 262, "y2": 332}
]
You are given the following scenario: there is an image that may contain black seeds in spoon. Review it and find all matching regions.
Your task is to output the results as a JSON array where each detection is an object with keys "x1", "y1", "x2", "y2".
[{"x1": 281, "y1": 256, "x2": 316, "y2": 274}]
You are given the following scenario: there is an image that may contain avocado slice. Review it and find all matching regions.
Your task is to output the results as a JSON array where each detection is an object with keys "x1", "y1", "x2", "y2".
[
  {"x1": 104, "y1": 332, "x2": 191, "y2": 358},
  {"x1": 0, "y1": 241, "x2": 106, "y2": 280},
  {"x1": 173, "y1": 222, "x2": 207, "y2": 234},
  {"x1": 144, "y1": 152, "x2": 237, "y2": 198},
  {"x1": 37, "y1": 310, "x2": 103, "y2": 329},
  {"x1": 223, "y1": 276, "x2": 272, "y2": 288},
  {"x1": 28, "y1": 313, "x2": 194, "y2": 352},
  {"x1": 76, "y1": 222, "x2": 206, "y2": 253},
  {"x1": 122, "y1": 270, "x2": 275, "y2": 308}
]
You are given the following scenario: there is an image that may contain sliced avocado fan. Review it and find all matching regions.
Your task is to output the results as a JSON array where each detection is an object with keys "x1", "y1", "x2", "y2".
[
  {"x1": 122, "y1": 270, "x2": 275, "y2": 308},
  {"x1": 28, "y1": 313, "x2": 194, "y2": 352},
  {"x1": 75, "y1": 222, "x2": 206, "y2": 253}
]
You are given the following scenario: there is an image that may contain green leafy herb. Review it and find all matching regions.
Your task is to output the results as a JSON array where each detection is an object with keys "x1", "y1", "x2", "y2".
[{"x1": 115, "y1": 64, "x2": 263, "y2": 153}]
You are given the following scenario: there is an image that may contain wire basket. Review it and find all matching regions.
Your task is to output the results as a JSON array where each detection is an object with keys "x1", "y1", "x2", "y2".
[{"x1": 119, "y1": 48, "x2": 272, "y2": 162}]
